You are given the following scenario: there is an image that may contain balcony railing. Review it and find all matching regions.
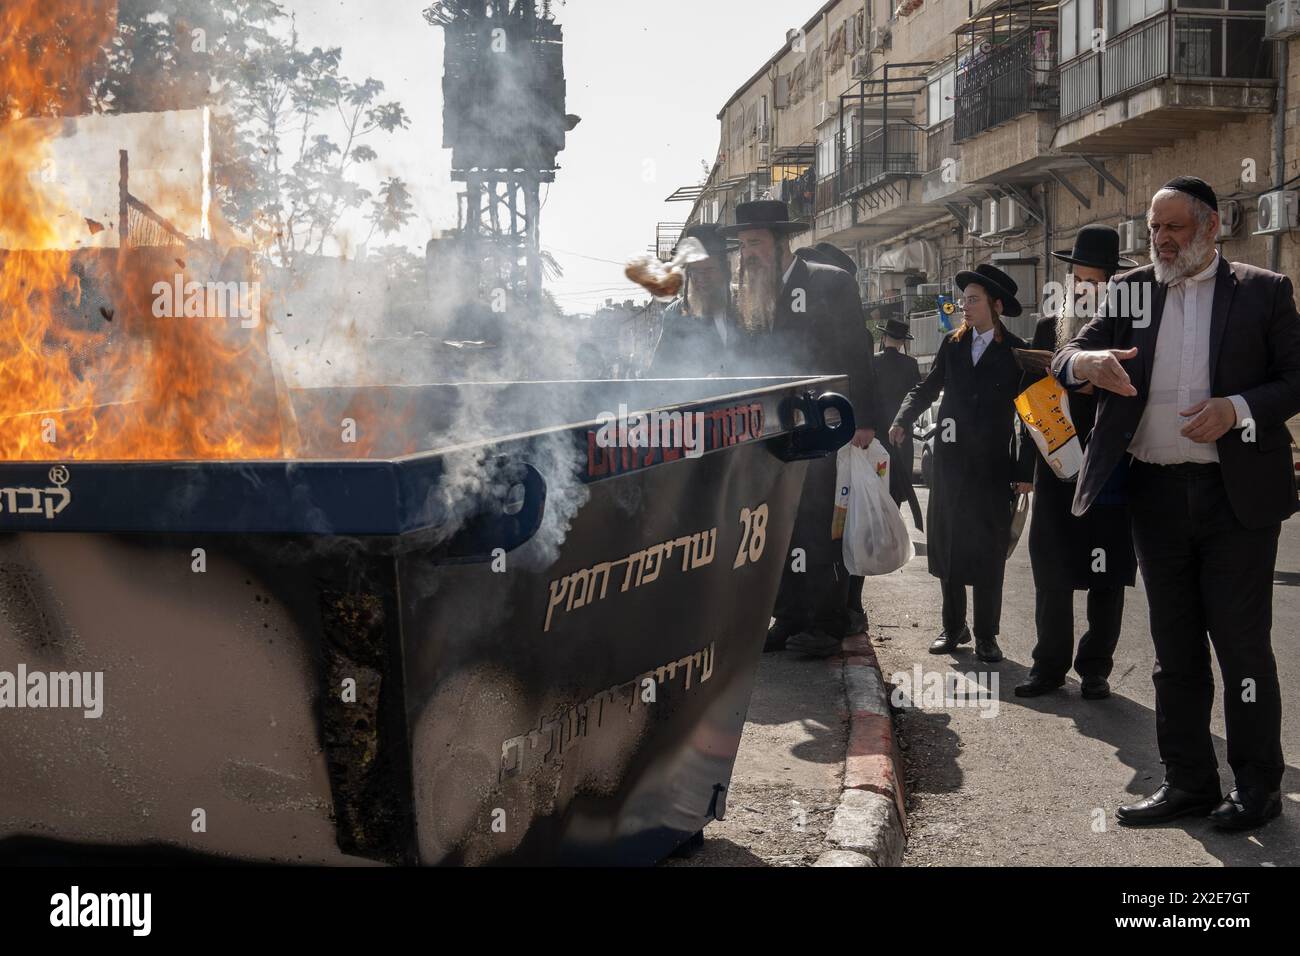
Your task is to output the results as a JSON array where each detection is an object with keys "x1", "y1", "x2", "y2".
[
  {"x1": 954, "y1": 27, "x2": 1058, "y2": 142},
  {"x1": 925, "y1": 119, "x2": 955, "y2": 173},
  {"x1": 1059, "y1": 12, "x2": 1273, "y2": 118},
  {"x1": 843, "y1": 126, "x2": 921, "y2": 194}
]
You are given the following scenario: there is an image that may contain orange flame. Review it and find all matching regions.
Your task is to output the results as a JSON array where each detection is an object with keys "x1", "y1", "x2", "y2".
[{"x1": 0, "y1": 0, "x2": 291, "y2": 461}]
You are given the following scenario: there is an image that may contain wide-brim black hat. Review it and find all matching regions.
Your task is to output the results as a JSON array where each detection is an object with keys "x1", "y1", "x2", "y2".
[
  {"x1": 876, "y1": 317, "x2": 914, "y2": 341},
  {"x1": 1051, "y1": 223, "x2": 1138, "y2": 271},
  {"x1": 675, "y1": 223, "x2": 737, "y2": 259},
  {"x1": 717, "y1": 199, "x2": 811, "y2": 238},
  {"x1": 794, "y1": 243, "x2": 858, "y2": 275},
  {"x1": 955, "y1": 263, "x2": 1023, "y2": 317},
  {"x1": 813, "y1": 242, "x2": 858, "y2": 275}
]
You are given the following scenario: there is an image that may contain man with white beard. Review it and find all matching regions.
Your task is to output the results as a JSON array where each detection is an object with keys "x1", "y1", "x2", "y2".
[
  {"x1": 1054, "y1": 177, "x2": 1300, "y2": 831},
  {"x1": 719, "y1": 200, "x2": 877, "y2": 657}
]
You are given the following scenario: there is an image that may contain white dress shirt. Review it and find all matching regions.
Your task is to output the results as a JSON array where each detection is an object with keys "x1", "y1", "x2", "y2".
[
  {"x1": 970, "y1": 325, "x2": 995, "y2": 365},
  {"x1": 1064, "y1": 252, "x2": 1250, "y2": 464}
]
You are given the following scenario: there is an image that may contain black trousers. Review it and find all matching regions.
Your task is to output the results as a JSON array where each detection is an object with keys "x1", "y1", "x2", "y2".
[
  {"x1": 773, "y1": 455, "x2": 850, "y2": 638},
  {"x1": 940, "y1": 570, "x2": 1004, "y2": 640},
  {"x1": 1030, "y1": 586, "x2": 1125, "y2": 682},
  {"x1": 1129, "y1": 460, "x2": 1284, "y2": 794},
  {"x1": 775, "y1": 560, "x2": 849, "y2": 637}
]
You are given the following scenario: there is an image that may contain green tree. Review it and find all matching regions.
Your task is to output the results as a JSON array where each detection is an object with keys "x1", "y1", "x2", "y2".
[{"x1": 98, "y1": 1, "x2": 415, "y2": 263}]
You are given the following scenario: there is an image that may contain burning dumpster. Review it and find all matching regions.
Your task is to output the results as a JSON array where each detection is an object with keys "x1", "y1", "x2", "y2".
[{"x1": 0, "y1": 376, "x2": 853, "y2": 865}]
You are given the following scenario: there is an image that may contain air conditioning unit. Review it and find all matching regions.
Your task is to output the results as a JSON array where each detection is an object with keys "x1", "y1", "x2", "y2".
[
  {"x1": 995, "y1": 196, "x2": 1023, "y2": 233},
  {"x1": 967, "y1": 205, "x2": 983, "y2": 236},
  {"x1": 1255, "y1": 189, "x2": 1300, "y2": 234},
  {"x1": 870, "y1": 27, "x2": 891, "y2": 53},
  {"x1": 851, "y1": 53, "x2": 872, "y2": 78},
  {"x1": 982, "y1": 198, "x2": 999, "y2": 234},
  {"x1": 1118, "y1": 218, "x2": 1150, "y2": 254},
  {"x1": 1266, "y1": 0, "x2": 1300, "y2": 39},
  {"x1": 1218, "y1": 199, "x2": 1241, "y2": 239},
  {"x1": 816, "y1": 100, "x2": 838, "y2": 125}
]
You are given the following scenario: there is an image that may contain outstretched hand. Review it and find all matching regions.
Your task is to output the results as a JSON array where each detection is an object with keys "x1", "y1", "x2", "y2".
[{"x1": 1074, "y1": 347, "x2": 1139, "y2": 397}]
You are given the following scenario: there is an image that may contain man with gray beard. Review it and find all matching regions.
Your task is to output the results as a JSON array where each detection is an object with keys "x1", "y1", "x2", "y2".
[
  {"x1": 1054, "y1": 177, "x2": 1300, "y2": 831},
  {"x1": 719, "y1": 200, "x2": 877, "y2": 657}
]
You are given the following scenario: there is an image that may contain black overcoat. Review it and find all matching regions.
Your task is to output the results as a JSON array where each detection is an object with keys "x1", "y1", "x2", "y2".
[
  {"x1": 893, "y1": 323, "x2": 1034, "y2": 586},
  {"x1": 1025, "y1": 317, "x2": 1136, "y2": 590},
  {"x1": 729, "y1": 256, "x2": 877, "y2": 568},
  {"x1": 873, "y1": 346, "x2": 922, "y2": 504}
]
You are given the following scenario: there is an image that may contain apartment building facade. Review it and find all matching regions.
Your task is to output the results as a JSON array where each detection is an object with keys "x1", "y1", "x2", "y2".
[{"x1": 670, "y1": 0, "x2": 1298, "y2": 370}]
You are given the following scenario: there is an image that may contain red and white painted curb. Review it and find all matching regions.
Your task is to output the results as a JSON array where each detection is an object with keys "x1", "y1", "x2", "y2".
[{"x1": 814, "y1": 633, "x2": 906, "y2": 867}]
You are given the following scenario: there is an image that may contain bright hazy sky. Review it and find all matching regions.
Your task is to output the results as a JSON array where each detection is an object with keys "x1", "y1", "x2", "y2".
[{"x1": 287, "y1": 0, "x2": 810, "y2": 313}]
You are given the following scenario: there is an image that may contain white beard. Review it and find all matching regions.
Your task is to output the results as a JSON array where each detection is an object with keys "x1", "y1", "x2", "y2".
[{"x1": 1151, "y1": 231, "x2": 1216, "y2": 285}]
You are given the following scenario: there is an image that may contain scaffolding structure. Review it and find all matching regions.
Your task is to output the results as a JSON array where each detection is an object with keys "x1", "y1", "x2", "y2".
[{"x1": 424, "y1": 1, "x2": 573, "y2": 307}]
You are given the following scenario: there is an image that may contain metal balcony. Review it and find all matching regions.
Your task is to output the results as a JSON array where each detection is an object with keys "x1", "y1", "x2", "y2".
[
  {"x1": 1059, "y1": 12, "x2": 1274, "y2": 119},
  {"x1": 953, "y1": 26, "x2": 1059, "y2": 142}
]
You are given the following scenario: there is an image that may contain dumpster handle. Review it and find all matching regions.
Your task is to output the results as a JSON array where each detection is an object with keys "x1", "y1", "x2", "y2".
[
  {"x1": 438, "y1": 461, "x2": 548, "y2": 564},
  {"x1": 775, "y1": 390, "x2": 856, "y2": 461}
]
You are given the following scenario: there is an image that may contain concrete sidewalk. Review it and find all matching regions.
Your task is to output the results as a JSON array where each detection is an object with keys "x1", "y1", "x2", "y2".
[
  {"x1": 662, "y1": 646, "x2": 848, "y2": 866},
  {"x1": 868, "y1": 487, "x2": 1300, "y2": 867}
]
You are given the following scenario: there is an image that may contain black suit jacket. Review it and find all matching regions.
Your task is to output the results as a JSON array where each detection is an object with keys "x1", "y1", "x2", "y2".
[
  {"x1": 873, "y1": 346, "x2": 921, "y2": 434},
  {"x1": 731, "y1": 256, "x2": 876, "y2": 428},
  {"x1": 1051, "y1": 257, "x2": 1300, "y2": 530}
]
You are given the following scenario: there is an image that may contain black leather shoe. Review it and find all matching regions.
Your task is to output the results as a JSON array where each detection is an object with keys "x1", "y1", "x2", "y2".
[
  {"x1": 974, "y1": 635, "x2": 1003, "y2": 663},
  {"x1": 929, "y1": 625, "x2": 972, "y2": 654},
  {"x1": 764, "y1": 621, "x2": 797, "y2": 653},
  {"x1": 1081, "y1": 677, "x2": 1111, "y2": 700},
  {"x1": 846, "y1": 608, "x2": 867, "y2": 634},
  {"x1": 786, "y1": 629, "x2": 842, "y2": 659},
  {"x1": 1014, "y1": 676, "x2": 1064, "y2": 698},
  {"x1": 1209, "y1": 789, "x2": 1283, "y2": 831},
  {"x1": 1116, "y1": 783, "x2": 1221, "y2": 827}
]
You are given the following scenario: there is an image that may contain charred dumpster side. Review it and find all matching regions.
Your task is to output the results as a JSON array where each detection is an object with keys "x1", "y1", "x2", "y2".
[{"x1": 0, "y1": 376, "x2": 853, "y2": 865}]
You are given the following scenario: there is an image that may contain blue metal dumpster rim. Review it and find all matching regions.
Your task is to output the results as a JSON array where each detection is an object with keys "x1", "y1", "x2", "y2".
[{"x1": 0, "y1": 375, "x2": 846, "y2": 537}]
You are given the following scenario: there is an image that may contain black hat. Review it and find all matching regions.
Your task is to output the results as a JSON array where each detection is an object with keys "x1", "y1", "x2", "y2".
[
  {"x1": 717, "y1": 199, "x2": 811, "y2": 238},
  {"x1": 876, "y1": 317, "x2": 914, "y2": 341},
  {"x1": 794, "y1": 243, "x2": 858, "y2": 275},
  {"x1": 676, "y1": 223, "x2": 736, "y2": 259},
  {"x1": 954, "y1": 263, "x2": 1023, "y2": 318},
  {"x1": 1051, "y1": 224, "x2": 1138, "y2": 272},
  {"x1": 1161, "y1": 176, "x2": 1218, "y2": 212},
  {"x1": 813, "y1": 242, "x2": 858, "y2": 275}
]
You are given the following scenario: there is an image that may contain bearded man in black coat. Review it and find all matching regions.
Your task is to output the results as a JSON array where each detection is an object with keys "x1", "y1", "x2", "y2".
[
  {"x1": 1015, "y1": 226, "x2": 1138, "y2": 702},
  {"x1": 1054, "y1": 177, "x2": 1300, "y2": 831},
  {"x1": 718, "y1": 201, "x2": 877, "y2": 658}
]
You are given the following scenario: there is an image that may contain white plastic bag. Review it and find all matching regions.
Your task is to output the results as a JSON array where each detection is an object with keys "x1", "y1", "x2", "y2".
[{"x1": 836, "y1": 441, "x2": 915, "y2": 576}]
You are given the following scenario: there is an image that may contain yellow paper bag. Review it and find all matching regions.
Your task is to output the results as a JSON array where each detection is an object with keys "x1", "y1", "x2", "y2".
[{"x1": 1015, "y1": 377, "x2": 1084, "y2": 480}]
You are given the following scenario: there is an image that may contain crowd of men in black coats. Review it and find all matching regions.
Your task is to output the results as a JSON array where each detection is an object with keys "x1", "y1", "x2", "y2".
[{"x1": 651, "y1": 179, "x2": 1300, "y2": 833}]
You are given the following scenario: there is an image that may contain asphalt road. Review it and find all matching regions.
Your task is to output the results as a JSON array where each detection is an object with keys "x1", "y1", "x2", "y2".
[{"x1": 869, "y1": 486, "x2": 1300, "y2": 866}]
